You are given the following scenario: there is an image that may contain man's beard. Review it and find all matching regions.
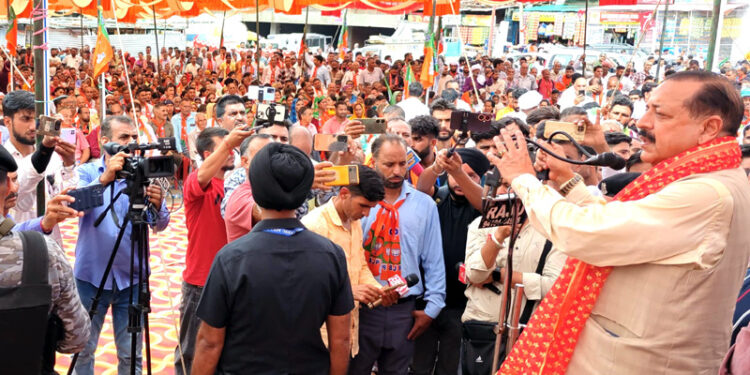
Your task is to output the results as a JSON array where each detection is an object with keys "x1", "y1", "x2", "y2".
[
  {"x1": 383, "y1": 176, "x2": 404, "y2": 189},
  {"x1": 415, "y1": 145, "x2": 430, "y2": 160},
  {"x1": 13, "y1": 129, "x2": 35, "y2": 145},
  {"x1": 437, "y1": 133, "x2": 453, "y2": 142}
]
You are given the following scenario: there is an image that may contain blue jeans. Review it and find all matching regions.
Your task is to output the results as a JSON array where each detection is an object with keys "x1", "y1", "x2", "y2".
[{"x1": 74, "y1": 279, "x2": 143, "y2": 375}]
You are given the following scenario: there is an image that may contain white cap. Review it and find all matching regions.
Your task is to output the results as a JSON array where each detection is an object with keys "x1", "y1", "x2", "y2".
[
  {"x1": 518, "y1": 90, "x2": 543, "y2": 111},
  {"x1": 471, "y1": 64, "x2": 481, "y2": 71}
]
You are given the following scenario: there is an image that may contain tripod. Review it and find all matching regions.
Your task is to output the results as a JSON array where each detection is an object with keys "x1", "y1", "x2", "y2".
[{"x1": 67, "y1": 180, "x2": 157, "y2": 375}]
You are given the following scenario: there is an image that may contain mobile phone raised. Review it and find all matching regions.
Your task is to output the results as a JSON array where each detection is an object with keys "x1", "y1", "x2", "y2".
[
  {"x1": 67, "y1": 184, "x2": 105, "y2": 212},
  {"x1": 323, "y1": 165, "x2": 360, "y2": 186},
  {"x1": 313, "y1": 134, "x2": 349, "y2": 152},
  {"x1": 543, "y1": 120, "x2": 586, "y2": 143},
  {"x1": 38, "y1": 115, "x2": 61, "y2": 137},
  {"x1": 359, "y1": 118, "x2": 387, "y2": 134},
  {"x1": 60, "y1": 128, "x2": 77, "y2": 145}
]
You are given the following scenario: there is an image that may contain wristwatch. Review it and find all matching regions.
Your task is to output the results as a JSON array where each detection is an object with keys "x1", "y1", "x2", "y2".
[{"x1": 559, "y1": 173, "x2": 583, "y2": 196}]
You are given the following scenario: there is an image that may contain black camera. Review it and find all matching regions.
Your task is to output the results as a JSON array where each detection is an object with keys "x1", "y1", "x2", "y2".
[{"x1": 103, "y1": 138, "x2": 177, "y2": 180}]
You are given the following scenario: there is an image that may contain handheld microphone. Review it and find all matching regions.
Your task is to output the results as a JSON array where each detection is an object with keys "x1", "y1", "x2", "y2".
[
  {"x1": 367, "y1": 273, "x2": 419, "y2": 309},
  {"x1": 581, "y1": 152, "x2": 626, "y2": 170}
]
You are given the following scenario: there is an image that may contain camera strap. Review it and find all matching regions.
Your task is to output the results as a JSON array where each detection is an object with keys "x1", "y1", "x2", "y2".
[{"x1": 519, "y1": 240, "x2": 553, "y2": 325}]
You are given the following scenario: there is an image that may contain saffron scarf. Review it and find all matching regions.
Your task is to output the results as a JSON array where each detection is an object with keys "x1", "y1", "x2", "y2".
[
  {"x1": 363, "y1": 199, "x2": 405, "y2": 280},
  {"x1": 500, "y1": 136, "x2": 742, "y2": 375}
]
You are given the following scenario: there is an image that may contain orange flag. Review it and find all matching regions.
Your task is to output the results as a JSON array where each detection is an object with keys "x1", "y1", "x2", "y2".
[
  {"x1": 93, "y1": 7, "x2": 113, "y2": 78},
  {"x1": 6, "y1": 6, "x2": 17, "y2": 57}
]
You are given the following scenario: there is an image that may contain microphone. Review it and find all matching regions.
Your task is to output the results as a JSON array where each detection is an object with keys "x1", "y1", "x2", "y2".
[
  {"x1": 482, "y1": 166, "x2": 500, "y2": 201},
  {"x1": 367, "y1": 273, "x2": 419, "y2": 309},
  {"x1": 581, "y1": 152, "x2": 626, "y2": 170}
]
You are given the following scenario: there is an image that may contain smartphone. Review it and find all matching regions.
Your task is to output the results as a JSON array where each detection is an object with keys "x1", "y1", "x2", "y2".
[
  {"x1": 67, "y1": 184, "x2": 105, "y2": 212},
  {"x1": 37, "y1": 115, "x2": 61, "y2": 137},
  {"x1": 323, "y1": 165, "x2": 360, "y2": 186},
  {"x1": 449, "y1": 111, "x2": 493, "y2": 133},
  {"x1": 256, "y1": 103, "x2": 287, "y2": 123},
  {"x1": 313, "y1": 134, "x2": 349, "y2": 152},
  {"x1": 360, "y1": 118, "x2": 387, "y2": 134},
  {"x1": 544, "y1": 120, "x2": 586, "y2": 143},
  {"x1": 578, "y1": 89, "x2": 586, "y2": 96},
  {"x1": 60, "y1": 128, "x2": 77, "y2": 145}
]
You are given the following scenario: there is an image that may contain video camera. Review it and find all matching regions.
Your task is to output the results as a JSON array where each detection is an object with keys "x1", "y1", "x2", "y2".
[{"x1": 103, "y1": 138, "x2": 177, "y2": 181}]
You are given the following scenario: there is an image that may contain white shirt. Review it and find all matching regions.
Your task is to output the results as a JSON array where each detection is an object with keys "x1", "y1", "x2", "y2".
[
  {"x1": 397, "y1": 97, "x2": 430, "y2": 122},
  {"x1": 4, "y1": 140, "x2": 78, "y2": 244},
  {"x1": 558, "y1": 87, "x2": 594, "y2": 111}
]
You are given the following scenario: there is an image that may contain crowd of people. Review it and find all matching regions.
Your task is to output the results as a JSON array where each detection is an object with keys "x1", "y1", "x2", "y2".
[{"x1": 0, "y1": 38, "x2": 749, "y2": 375}]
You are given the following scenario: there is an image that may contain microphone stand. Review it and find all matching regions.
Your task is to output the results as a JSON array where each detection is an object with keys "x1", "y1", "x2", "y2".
[{"x1": 490, "y1": 189, "x2": 521, "y2": 374}]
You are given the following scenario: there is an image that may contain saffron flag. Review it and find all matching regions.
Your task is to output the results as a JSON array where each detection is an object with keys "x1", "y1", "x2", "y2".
[
  {"x1": 420, "y1": 34, "x2": 437, "y2": 89},
  {"x1": 338, "y1": 11, "x2": 348, "y2": 60},
  {"x1": 6, "y1": 6, "x2": 17, "y2": 57},
  {"x1": 93, "y1": 7, "x2": 113, "y2": 78}
]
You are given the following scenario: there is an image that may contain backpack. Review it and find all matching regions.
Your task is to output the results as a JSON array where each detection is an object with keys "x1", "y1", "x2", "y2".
[{"x1": 0, "y1": 230, "x2": 56, "y2": 375}]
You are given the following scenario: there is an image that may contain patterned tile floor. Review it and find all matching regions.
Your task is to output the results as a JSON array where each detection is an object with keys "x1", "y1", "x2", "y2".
[{"x1": 54, "y1": 204, "x2": 187, "y2": 375}]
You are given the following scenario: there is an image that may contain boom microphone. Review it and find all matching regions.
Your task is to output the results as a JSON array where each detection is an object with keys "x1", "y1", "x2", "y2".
[
  {"x1": 581, "y1": 152, "x2": 627, "y2": 170},
  {"x1": 367, "y1": 273, "x2": 419, "y2": 309}
]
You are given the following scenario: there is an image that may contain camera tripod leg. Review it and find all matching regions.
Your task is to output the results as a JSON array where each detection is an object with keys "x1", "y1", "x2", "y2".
[{"x1": 67, "y1": 215, "x2": 131, "y2": 375}]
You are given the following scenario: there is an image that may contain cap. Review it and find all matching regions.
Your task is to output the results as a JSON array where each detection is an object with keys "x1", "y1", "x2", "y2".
[
  {"x1": 471, "y1": 64, "x2": 481, "y2": 71},
  {"x1": 518, "y1": 90, "x2": 543, "y2": 111},
  {"x1": 741, "y1": 88, "x2": 750, "y2": 98},
  {"x1": 0, "y1": 145, "x2": 17, "y2": 172},
  {"x1": 162, "y1": 99, "x2": 174, "y2": 105}
]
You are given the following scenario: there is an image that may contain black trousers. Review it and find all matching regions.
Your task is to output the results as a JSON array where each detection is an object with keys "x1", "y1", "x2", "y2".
[
  {"x1": 411, "y1": 307, "x2": 463, "y2": 375},
  {"x1": 349, "y1": 299, "x2": 416, "y2": 375}
]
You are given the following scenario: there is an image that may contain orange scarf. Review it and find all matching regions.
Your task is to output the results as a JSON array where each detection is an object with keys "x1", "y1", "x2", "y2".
[
  {"x1": 154, "y1": 119, "x2": 166, "y2": 138},
  {"x1": 500, "y1": 136, "x2": 741, "y2": 375},
  {"x1": 363, "y1": 198, "x2": 405, "y2": 280}
]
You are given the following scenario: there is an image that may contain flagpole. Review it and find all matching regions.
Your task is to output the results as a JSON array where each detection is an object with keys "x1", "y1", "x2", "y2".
[
  {"x1": 6, "y1": 0, "x2": 13, "y2": 91},
  {"x1": 80, "y1": 9, "x2": 84, "y2": 50},
  {"x1": 255, "y1": 0, "x2": 260, "y2": 80},
  {"x1": 425, "y1": 0, "x2": 436, "y2": 105},
  {"x1": 32, "y1": 0, "x2": 48, "y2": 215},
  {"x1": 152, "y1": 5, "x2": 160, "y2": 77},
  {"x1": 219, "y1": 10, "x2": 227, "y2": 50}
]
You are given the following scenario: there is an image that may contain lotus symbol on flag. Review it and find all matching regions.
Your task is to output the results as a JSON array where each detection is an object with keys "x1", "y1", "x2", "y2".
[{"x1": 97, "y1": 52, "x2": 106, "y2": 64}]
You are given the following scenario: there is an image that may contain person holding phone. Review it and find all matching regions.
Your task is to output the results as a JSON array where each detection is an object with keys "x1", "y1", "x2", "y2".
[
  {"x1": 558, "y1": 74, "x2": 593, "y2": 111},
  {"x1": 59, "y1": 107, "x2": 90, "y2": 164}
]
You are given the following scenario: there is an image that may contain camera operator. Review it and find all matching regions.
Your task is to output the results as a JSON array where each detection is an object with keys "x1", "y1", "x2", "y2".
[
  {"x1": 491, "y1": 71, "x2": 750, "y2": 374},
  {"x1": 3, "y1": 91, "x2": 78, "y2": 243},
  {"x1": 72, "y1": 115, "x2": 170, "y2": 375},
  {"x1": 0, "y1": 144, "x2": 90, "y2": 374}
]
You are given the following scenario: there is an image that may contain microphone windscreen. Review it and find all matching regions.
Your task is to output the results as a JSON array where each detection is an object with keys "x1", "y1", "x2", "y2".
[
  {"x1": 602, "y1": 152, "x2": 627, "y2": 170},
  {"x1": 404, "y1": 273, "x2": 420, "y2": 287}
]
